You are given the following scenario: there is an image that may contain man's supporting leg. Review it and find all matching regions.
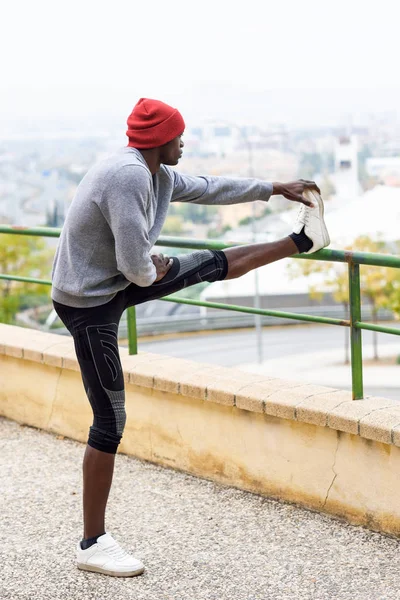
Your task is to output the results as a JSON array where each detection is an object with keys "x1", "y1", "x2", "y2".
[
  {"x1": 223, "y1": 236, "x2": 299, "y2": 280},
  {"x1": 83, "y1": 445, "x2": 115, "y2": 540},
  {"x1": 77, "y1": 322, "x2": 126, "y2": 544},
  {"x1": 53, "y1": 300, "x2": 127, "y2": 547}
]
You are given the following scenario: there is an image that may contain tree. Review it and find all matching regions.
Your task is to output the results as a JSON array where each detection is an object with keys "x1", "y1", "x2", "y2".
[
  {"x1": 287, "y1": 257, "x2": 350, "y2": 363},
  {"x1": 174, "y1": 203, "x2": 219, "y2": 225},
  {"x1": 376, "y1": 240, "x2": 400, "y2": 320},
  {"x1": 351, "y1": 236, "x2": 390, "y2": 360},
  {"x1": 287, "y1": 235, "x2": 400, "y2": 363},
  {"x1": 161, "y1": 215, "x2": 185, "y2": 235},
  {"x1": 238, "y1": 205, "x2": 271, "y2": 226},
  {"x1": 207, "y1": 224, "x2": 232, "y2": 239},
  {"x1": 299, "y1": 152, "x2": 334, "y2": 180},
  {"x1": 0, "y1": 234, "x2": 52, "y2": 324},
  {"x1": 319, "y1": 174, "x2": 336, "y2": 201}
]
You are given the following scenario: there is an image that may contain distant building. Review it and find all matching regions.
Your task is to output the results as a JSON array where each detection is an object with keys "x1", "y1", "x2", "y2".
[
  {"x1": 332, "y1": 135, "x2": 361, "y2": 199},
  {"x1": 185, "y1": 123, "x2": 287, "y2": 158},
  {"x1": 366, "y1": 157, "x2": 400, "y2": 186},
  {"x1": 186, "y1": 124, "x2": 242, "y2": 157}
]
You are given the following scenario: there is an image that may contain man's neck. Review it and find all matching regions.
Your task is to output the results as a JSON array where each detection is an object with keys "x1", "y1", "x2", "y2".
[{"x1": 138, "y1": 149, "x2": 160, "y2": 175}]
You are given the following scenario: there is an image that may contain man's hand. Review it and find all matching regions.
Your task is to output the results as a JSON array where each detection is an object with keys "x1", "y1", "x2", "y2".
[
  {"x1": 151, "y1": 253, "x2": 174, "y2": 282},
  {"x1": 272, "y1": 179, "x2": 321, "y2": 207}
]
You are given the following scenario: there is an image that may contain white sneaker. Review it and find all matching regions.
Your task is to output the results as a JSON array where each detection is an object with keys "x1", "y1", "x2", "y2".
[
  {"x1": 292, "y1": 189, "x2": 330, "y2": 253},
  {"x1": 76, "y1": 533, "x2": 145, "y2": 577}
]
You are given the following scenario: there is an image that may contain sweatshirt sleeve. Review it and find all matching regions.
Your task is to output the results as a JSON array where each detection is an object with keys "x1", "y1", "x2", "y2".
[
  {"x1": 97, "y1": 165, "x2": 157, "y2": 287},
  {"x1": 171, "y1": 171, "x2": 273, "y2": 205}
]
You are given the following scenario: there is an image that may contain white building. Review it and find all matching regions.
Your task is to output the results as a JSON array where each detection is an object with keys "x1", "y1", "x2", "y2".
[
  {"x1": 366, "y1": 157, "x2": 400, "y2": 183},
  {"x1": 331, "y1": 135, "x2": 362, "y2": 200}
]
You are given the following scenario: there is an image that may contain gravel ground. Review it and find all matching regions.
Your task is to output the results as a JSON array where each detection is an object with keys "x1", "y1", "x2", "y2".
[{"x1": 1, "y1": 416, "x2": 400, "y2": 600}]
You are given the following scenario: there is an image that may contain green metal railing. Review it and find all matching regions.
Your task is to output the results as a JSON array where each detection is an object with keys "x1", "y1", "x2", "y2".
[{"x1": 1, "y1": 224, "x2": 400, "y2": 400}]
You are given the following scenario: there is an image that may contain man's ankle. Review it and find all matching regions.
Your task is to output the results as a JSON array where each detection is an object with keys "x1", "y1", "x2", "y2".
[
  {"x1": 289, "y1": 227, "x2": 313, "y2": 253},
  {"x1": 80, "y1": 532, "x2": 106, "y2": 550}
]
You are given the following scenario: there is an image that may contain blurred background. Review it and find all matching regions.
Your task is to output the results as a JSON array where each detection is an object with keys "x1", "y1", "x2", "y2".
[{"x1": 1, "y1": 0, "x2": 399, "y2": 399}]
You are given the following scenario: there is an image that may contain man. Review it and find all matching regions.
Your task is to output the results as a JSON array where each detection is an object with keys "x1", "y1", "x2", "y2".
[{"x1": 51, "y1": 98, "x2": 330, "y2": 577}]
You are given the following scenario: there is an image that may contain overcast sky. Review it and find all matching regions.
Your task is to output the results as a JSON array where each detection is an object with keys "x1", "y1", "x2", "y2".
[{"x1": 2, "y1": 0, "x2": 400, "y2": 130}]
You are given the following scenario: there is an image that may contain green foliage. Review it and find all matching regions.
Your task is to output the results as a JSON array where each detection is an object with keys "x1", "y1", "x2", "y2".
[
  {"x1": 161, "y1": 215, "x2": 185, "y2": 235},
  {"x1": 172, "y1": 281, "x2": 209, "y2": 300},
  {"x1": 207, "y1": 224, "x2": 232, "y2": 239},
  {"x1": 238, "y1": 206, "x2": 271, "y2": 226},
  {"x1": 207, "y1": 228, "x2": 220, "y2": 239},
  {"x1": 319, "y1": 174, "x2": 336, "y2": 200},
  {"x1": 169, "y1": 202, "x2": 219, "y2": 225},
  {"x1": 238, "y1": 216, "x2": 252, "y2": 226},
  {"x1": 357, "y1": 145, "x2": 373, "y2": 187},
  {"x1": 378, "y1": 240, "x2": 400, "y2": 319},
  {"x1": 299, "y1": 152, "x2": 334, "y2": 179},
  {"x1": 0, "y1": 234, "x2": 52, "y2": 324},
  {"x1": 288, "y1": 235, "x2": 400, "y2": 361},
  {"x1": 288, "y1": 235, "x2": 400, "y2": 313}
]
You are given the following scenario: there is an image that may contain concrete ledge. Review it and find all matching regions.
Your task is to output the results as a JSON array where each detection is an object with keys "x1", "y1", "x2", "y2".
[{"x1": 2, "y1": 323, "x2": 400, "y2": 537}]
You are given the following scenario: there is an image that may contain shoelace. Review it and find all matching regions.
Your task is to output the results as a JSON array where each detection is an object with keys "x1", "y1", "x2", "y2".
[
  {"x1": 296, "y1": 204, "x2": 309, "y2": 224},
  {"x1": 102, "y1": 542, "x2": 130, "y2": 561}
]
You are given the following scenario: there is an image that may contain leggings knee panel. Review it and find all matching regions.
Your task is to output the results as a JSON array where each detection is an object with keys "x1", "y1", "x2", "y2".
[{"x1": 88, "y1": 425, "x2": 122, "y2": 454}]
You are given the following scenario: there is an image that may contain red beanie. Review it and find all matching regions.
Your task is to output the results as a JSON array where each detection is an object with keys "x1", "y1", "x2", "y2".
[{"x1": 126, "y1": 98, "x2": 185, "y2": 149}]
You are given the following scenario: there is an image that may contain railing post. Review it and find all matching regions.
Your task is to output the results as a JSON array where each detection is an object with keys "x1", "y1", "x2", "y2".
[
  {"x1": 348, "y1": 262, "x2": 363, "y2": 399},
  {"x1": 126, "y1": 306, "x2": 138, "y2": 355}
]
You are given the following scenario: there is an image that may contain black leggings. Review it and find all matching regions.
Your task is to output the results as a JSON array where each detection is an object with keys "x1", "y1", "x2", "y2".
[{"x1": 53, "y1": 250, "x2": 228, "y2": 454}]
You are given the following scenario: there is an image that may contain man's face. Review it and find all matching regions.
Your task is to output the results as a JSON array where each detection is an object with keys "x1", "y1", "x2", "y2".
[{"x1": 159, "y1": 133, "x2": 184, "y2": 166}]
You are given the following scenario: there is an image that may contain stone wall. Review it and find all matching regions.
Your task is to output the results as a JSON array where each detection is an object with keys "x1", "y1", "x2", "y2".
[{"x1": 2, "y1": 323, "x2": 400, "y2": 536}]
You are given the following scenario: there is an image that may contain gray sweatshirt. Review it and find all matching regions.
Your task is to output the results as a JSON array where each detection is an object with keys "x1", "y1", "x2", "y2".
[{"x1": 51, "y1": 147, "x2": 273, "y2": 308}]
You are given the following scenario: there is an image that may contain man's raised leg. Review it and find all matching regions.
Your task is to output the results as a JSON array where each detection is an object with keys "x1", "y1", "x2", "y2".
[{"x1": 223, "y1": 236, "x2": 298, "y2": 280}]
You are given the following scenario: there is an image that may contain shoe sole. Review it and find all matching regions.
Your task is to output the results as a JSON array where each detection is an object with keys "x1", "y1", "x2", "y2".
[
  {"x1": 77, "y1": 563, "x2": 145, "y2": 577},
  {"x1": 307, "y1": 189, "x2": 330, "y2": 251}
]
